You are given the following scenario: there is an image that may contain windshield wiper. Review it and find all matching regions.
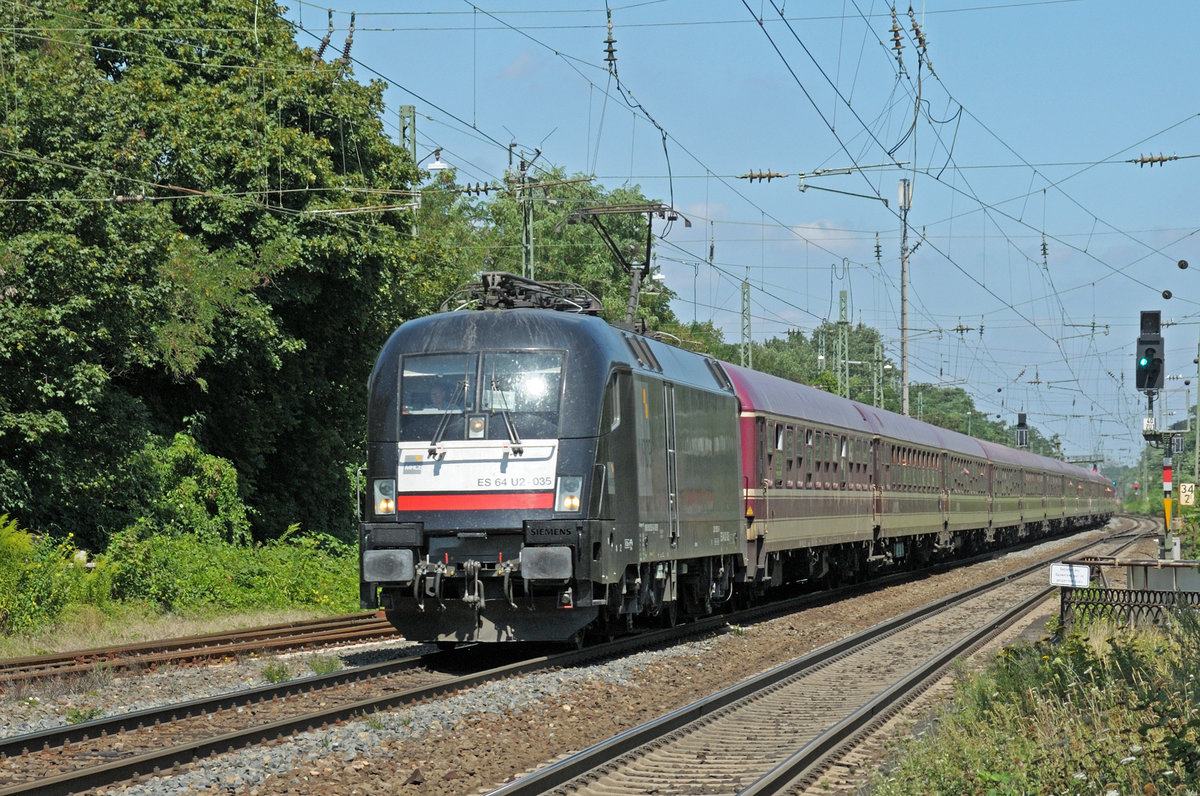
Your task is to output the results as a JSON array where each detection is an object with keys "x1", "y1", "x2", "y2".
[
  {"x1": 485, "y1": 375, "x2": 524, "y2": 456},
  {"x1": 499, "y1": 410, "x2": 524, "y2": 456},
  {"x1": 427, "y1": 380, "x2": 467, "y2": 456}
]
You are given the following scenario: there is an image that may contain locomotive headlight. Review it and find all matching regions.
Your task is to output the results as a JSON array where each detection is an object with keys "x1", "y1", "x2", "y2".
[
  {"x1": 555, "y1": 476, "x2": 583, "y2": 512},
  {"x1": 468, "y1": 415, "x2": 486, "y2": 438},
  {"x1": 373, "y1": 478, "x2": 396, "y2": 515}
]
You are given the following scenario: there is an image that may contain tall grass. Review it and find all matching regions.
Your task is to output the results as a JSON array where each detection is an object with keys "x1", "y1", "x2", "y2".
[{"x1": 871, "y1": 613, "x2": 1200, "y2": 795}]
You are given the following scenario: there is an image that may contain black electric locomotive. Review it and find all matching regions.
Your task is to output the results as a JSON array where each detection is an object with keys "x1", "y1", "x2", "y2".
[{"x1": 360, "y1": 274, "x2": 744, "y2": 643}]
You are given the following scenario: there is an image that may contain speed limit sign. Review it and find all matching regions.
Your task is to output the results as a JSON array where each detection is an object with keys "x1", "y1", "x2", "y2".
[{"x1": 1182, "y1": 483, "x2": 1196, "y2": 507}]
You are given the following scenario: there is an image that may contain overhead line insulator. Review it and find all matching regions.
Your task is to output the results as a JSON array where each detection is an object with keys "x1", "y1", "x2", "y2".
[
  {"x1": 458, "y1": 182, "x2": 496, "y2": 196},
  {"x1": 737, "y1": 170, "x2": 787, "y2": 183},
  {"x1": 604, "y1": 9, "x2": 617, "y2": 73},
  {"x1": 340, "y1": 12, "x2": 355, "y2": 67},
  {"x1": 889, "y1": 7, "x2": 905, "y2": 74},
  {"x1": 1129, "y1": 153, "x2": 1178, "y2": 167},
  {"x1": 313, "y1": 9, "x2": 333, "y2": 64}
]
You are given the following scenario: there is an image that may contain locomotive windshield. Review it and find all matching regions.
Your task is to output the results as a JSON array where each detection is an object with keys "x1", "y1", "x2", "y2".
[{"x1": 399, "y1": 350, "x2": 565, "y2": 441}]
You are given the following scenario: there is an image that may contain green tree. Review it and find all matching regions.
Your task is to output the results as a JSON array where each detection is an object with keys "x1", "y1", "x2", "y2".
[{"x1": 0, "y1": 0, "x2": 461, "y2": 545}]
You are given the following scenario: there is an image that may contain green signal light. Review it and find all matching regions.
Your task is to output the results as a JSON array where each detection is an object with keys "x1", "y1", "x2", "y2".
[{"x1": 1139, "y1": 356, "x2": 1149, "y2": 366}]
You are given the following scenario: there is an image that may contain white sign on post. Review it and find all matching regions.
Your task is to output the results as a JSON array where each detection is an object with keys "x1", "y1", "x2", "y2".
[
  {"x1": 1050, "y1": 563, "x2": 1091, "y2": 587},
  {"x1": 1181, "y1": 483, "x2": 1195, "y2": 507}
]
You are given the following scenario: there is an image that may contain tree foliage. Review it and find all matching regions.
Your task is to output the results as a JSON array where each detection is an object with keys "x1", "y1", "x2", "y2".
[{"x1": 0, "y1": 0, "x2": 468, "y2": 546}]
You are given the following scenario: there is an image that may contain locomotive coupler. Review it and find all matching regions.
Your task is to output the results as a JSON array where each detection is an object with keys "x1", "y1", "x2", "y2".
[{"x1": 462, "y1": 559, "x2": 485, "y2": 609}]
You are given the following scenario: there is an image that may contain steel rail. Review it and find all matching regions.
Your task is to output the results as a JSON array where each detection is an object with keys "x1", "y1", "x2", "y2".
[
  {"x1": 739, "y1": 530, "x2": 1149, "y2": 795},
  {"x1": 485, "y1": 527, "x2": 1144, "y2": 796},
  {"x1": 0, "y1": 648, "x2": 445, "y2": 759},
  {"x1": 0, "y1": 614, "x2": 396, "y2": 683}
]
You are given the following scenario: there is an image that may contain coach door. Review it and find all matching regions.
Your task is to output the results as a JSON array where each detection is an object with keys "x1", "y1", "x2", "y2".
[
  {"x1": 664, "y1": 383, "x2": 680, "y2": 548},
  {"x1": 872, "y1": 437, "x2": 884, "y2": 525}
]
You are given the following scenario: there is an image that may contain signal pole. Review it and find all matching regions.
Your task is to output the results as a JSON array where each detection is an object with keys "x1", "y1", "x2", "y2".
[{"x1": 1137, "y1": 310, "x2": 1175, "y2": 547}]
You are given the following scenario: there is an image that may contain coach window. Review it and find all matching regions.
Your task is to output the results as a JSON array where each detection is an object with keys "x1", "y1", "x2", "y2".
[
  {"x1": 786, "y1": 426, "x2": 795, "y2": 487},
  {"x1": 774, "y1": 423, "x2": 785, "y2": 486},
  {"x1": 839, "y1": 436, "x2": 848, "y2": 488},
  {"x1": 849, "y1": 438, "x2": 858, "y2": 488},
  {"x1": 757, "y1": 418, "x2": 768, "y2": 483},
  {"x1": 823, "y1": 435, "x2": 830, "y2": 487},
  {"x1": 814, "y1": 433, "x2": 823, "y2": 486},
  {"x1": 860, "y1": 439, "x2": 869, "y2": 489},
  {"x1": 803, "y1": 429, "x2": 813, "y2": 487}
]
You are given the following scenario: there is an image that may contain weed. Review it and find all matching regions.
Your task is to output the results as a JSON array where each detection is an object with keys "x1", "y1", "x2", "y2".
[
  {"x1": 261, "y1": 661, "x2": 291, "y2": 683},
  {"x1": 308, "y1": 655, "x2": 342, "y2": 676},
  {"x1": 65, "y1": 706, "x2": 104, "y2": 724}
]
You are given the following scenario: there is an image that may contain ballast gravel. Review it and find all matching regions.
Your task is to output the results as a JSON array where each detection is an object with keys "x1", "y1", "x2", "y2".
[{"x1": 0, "y1": 526, "x2": 1136, "y2": 796}]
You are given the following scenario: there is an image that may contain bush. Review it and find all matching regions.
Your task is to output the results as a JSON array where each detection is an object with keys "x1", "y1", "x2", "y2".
[
  {"x1": 124, "y1": 432, "x2": 252, "y2": 545},
  {"x1": 0, "y1": 514, "x2": 115, "y2": 635},
  {"x1": 872, "y1": 616, "x2": 1200, "y2": 795},
  {"x1": 106, "y1": 523, "x2": 357, "y2": 613}
]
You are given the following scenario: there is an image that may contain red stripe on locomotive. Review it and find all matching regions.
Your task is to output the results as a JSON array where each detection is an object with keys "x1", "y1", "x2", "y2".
[{"x1": 396, "y1": 492, "x2": 555, "y2": 511}]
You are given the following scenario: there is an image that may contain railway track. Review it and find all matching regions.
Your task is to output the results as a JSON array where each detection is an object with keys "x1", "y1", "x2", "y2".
[
  {"x1": 0, "y1": 561, "x2": 941, "y2": 795},
  {"x1": 0, "y1": 613, "x2": 399, "y2": 686},
  {"x1": 0, "y1": 614, "x2": 741, "y2": 796},
  {"x1": 0, "y1": 522, "x2": 1140, "y2": 795},
  {"x1": 486, "y1": 527, "x2": 1146, "y2": 795}
]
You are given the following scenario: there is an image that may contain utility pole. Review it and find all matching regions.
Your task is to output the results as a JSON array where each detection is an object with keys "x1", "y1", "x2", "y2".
[
  {"x1": 399, "y1": 105, "x2": 416, "y2": 162},
  {"x1": 741, "y1": 280, "x2": 752, "y2": 368},
  {"x1": 837, "y1": 290, "x2": 850, "y2": 398},
  {"x1": 873, "y1": 341, "x2": 884, "y2": 408},
  {"x1": 507, "y1": 145, "x2": 541, "y2": 280},
  {"x1": 899, "y1": 178, "x2": 912, "y2": 416}
]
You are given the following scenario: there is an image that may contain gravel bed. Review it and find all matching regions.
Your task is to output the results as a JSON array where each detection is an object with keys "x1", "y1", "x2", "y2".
[
  {"x1": 2, "y1": 526, "x2": 1126, "y2": 795},
  {"x1": 0, "y1": 641, "x2": 425, "y2": 738}
]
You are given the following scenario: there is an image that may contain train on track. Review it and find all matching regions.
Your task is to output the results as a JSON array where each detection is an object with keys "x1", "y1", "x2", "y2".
[{"x1": 358, "y1": 272, "x2": 1116, "y2": 645}]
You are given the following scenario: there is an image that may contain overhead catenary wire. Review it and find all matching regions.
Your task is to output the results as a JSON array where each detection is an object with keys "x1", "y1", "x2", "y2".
[{"x1": 4, "y1": 1, "x2": 1187, "y2": 462}]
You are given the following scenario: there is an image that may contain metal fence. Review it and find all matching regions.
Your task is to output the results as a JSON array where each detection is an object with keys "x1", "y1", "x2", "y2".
[{"x1": 1060, "y1": 587, "x2": 1200, "y2": 630}]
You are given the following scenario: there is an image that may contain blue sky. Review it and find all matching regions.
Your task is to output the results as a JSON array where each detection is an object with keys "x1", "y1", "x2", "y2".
[{"x1": 283, "y1": 1, "x2": 1200, "y2": 467}]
